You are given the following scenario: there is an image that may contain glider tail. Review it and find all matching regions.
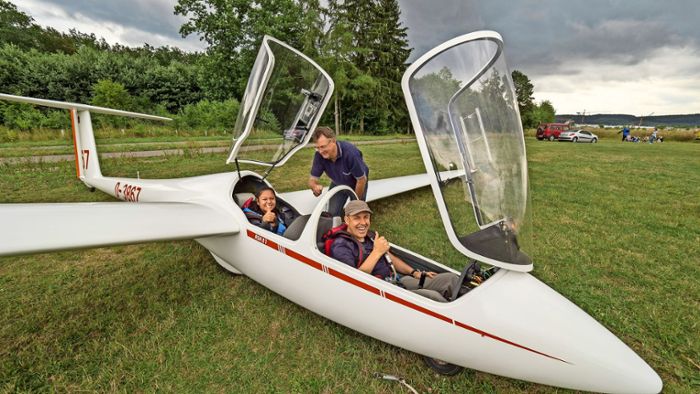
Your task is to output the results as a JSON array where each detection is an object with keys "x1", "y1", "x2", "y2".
[
  {"x1": 0, "y1": 93, "x2": 171, "y2": 190},
  {"x1": 70, "y1": 108, "x2": 102, "y2": 184}
]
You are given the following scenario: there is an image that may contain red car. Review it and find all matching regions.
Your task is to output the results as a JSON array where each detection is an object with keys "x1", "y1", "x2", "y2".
[{"x1": 536, "y1": 123, "x2": 570, "y2": 141}]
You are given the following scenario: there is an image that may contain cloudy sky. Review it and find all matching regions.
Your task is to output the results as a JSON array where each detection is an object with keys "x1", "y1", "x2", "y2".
[{"x1": 11, "y1": 0, "x2": 700, "y2": 115}]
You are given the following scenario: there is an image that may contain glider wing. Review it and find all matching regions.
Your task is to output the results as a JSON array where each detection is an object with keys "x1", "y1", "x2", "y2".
[
  {"x1": 0, "y1": 202, "x2": 239, "y2": 256},
  {"x1": 279, "y1": 171, "x2": 463, "y2": 215}
]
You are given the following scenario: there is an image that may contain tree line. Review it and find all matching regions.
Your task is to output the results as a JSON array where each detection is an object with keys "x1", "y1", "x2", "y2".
[{"x1": 0, "y1": 0, "x2": 553, "y2": 134}]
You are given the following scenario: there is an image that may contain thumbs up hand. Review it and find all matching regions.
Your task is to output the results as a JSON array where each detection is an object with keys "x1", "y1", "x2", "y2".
[{"x1": 373, "y1": 231, "x2": 390, "y2": 255}]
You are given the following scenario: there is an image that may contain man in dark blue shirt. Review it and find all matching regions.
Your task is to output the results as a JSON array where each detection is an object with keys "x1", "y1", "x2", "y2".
[
  {"x1": 308, "y1": 126, "x2": 369, "y2": 216},
  {"x1": 330, "y1": 200, "x2": 460, "y2": 302},
  {"x1": 618, "y1": 126, "x2": 630, "y2": 142}
]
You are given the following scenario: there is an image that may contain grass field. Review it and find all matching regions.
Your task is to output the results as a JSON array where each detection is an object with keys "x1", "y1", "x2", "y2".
[{"x1": 0, "y1": 138, "x2": 698, "y2": 392}]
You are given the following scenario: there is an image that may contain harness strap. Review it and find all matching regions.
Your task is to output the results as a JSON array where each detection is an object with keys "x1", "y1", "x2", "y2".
[
  {"x1": 324, "y1": 228, "x2": 390, "y2": 279},
  {"x1": 385, "y1": 251, "x2": 398, "y2": 282},
  {"x1": 241, "y1": 197, "x2": 254, "y2": 209},
  {"x1": 418, "y1": 271, "x2": 427, "y2": 289},
  {"x1": 324, "y1": 228, "x2": 364, "y2": 267}
]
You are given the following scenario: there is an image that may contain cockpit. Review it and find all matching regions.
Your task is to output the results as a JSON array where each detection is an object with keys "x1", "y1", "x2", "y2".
[
  {"x1": 228, "y1": 32, "x2": 531, "y2": 303},
  {"x1": 227, "y1": 35, "x2": 336, "y2": 243}
]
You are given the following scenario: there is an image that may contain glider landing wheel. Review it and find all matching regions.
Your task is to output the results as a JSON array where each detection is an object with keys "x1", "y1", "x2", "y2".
[{"x1": 423, "y1": 356, "x2": 463, "y2": 376}]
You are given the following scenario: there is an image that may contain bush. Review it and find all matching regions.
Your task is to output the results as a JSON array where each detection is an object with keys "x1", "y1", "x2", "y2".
[
  {"x1": 174, "y1": 99, "x2": 239, "y2": 132},
  {"x1": 2, "y1": 103, "x2": 45, "y2": 130},
  {"x1": 1, "y1": 128, "x2": 18, "y2": 142},
  {"x1": 42, "y1": 109, "x2": 71, "y2": 129},
  {"x1": 91, "y1": 79, "x2": 134, "y2": 129}
]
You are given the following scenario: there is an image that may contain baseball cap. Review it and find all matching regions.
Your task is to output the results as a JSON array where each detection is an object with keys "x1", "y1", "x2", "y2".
[{"x1": 344, "y1": 200, "x2": 372, "y2": 216}]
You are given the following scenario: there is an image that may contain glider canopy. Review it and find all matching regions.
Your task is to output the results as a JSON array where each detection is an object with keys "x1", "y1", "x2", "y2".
[
  {"x1": 227, "y1": 36, "x2": 334, "y2": 167},
  {"x1": 403, "y1": 31, "x2": 533, "y2": 272}
]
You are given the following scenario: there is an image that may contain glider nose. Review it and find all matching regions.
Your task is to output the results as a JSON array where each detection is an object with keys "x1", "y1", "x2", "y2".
[
  {"x1": 590, "y1": 343, "x2": 662, "y2": 394},
  {"x1": 633, "y1": 368, "x2": 663, "y2": 394},
  {"x1": 470, "y1": 270, "x2": 662, "y2": 393}
]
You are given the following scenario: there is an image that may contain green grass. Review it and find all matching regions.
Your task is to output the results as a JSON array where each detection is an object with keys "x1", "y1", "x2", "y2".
[{"x1": 0, "y1": 138, "x2": 698, "y2": 392}]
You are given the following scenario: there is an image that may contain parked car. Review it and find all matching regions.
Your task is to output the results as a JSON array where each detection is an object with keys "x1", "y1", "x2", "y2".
[
  {"x1": 536, "y1": 123, "x2": 570, "y2": 141},
  {"x1": 558, "y1": 129, "x2": 598, "y2": 143}
]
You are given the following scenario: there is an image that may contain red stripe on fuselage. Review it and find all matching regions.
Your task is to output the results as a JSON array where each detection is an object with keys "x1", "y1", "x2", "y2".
[
  {"x1": 454, "y1": 321, "x2": 569, "y2": 363},
  {"x1": 286, "y1": 247, "x2": 324, "y2": 271},
  {"x1": 246, "y1": 230, "x2": 568, "y2": 364},
  {"x1": 328, "y1": 267, "x2": 381, "y2": 295}
]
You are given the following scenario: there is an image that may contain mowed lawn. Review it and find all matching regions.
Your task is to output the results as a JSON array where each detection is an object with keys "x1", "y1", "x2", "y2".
[{"x1": 0, "y1": 138, "x2": 698, "y2": 392}]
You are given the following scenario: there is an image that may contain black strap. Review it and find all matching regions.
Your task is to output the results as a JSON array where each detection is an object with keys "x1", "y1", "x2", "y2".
[
  {"x1": 418, "y1": 271, "x2": 427, "y2": 288},
  {"x1": 234, "y1": 159, "x2": 241, "y2": 179}
]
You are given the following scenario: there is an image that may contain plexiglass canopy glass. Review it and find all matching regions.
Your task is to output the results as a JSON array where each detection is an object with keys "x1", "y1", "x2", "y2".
[
  {"x1": 226, "y1": 36, "x2": 333, "y2": 166},
  {"x1": 402, "y1": 31, "x2": 532, "y2": 271}
]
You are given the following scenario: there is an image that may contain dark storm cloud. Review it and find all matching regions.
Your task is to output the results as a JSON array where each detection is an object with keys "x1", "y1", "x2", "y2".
[
  {"x1": 14, "y1": 0, "x2": 700, "y2": 113},
  {"x1": 400, "y1": 0, "x2": 700, "y2": 77},
  {"x1": 30, "y1": 0, "x2": 188, "y2": 42},
  {"x1": 28, "y1": 1, "x2": 700, "y2": 74}
]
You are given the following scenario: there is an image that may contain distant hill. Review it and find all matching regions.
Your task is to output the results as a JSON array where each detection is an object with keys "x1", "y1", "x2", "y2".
[{"x1": 555, "y1": 113, "x2": 700, "y2": 127}]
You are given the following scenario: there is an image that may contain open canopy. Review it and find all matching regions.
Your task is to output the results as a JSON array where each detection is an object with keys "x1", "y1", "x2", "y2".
[
  {"x1": 402, "y1": 31, "x2": 532, "y2": 272},
  {"x1": 226, "y1": 36, "x2": 333, "y2": 167}
]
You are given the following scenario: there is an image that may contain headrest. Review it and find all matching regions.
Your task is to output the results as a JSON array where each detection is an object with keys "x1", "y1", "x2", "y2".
[{"x1": 235, "y1": 192, "x2": 255, "y2": 207}]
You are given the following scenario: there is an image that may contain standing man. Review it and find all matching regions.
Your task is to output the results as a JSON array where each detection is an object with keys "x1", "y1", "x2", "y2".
[
  {"x1": 618, "y1": 126, "x2": 630, "y2": 142},
  {"x1": 649, "y1": 127, "x2": 658, "y2": 143},
  {"x1": 309, "y1": 126, "x2": 369, "y2": 216}
]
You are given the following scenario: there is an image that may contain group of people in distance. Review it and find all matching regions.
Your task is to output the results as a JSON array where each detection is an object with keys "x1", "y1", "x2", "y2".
[
  {"x1": 243, "y1": 126, "x2": 460, "y2": 302},
  {"x1": 619, "y1": 126, "x2": 664, "y2": 143}
]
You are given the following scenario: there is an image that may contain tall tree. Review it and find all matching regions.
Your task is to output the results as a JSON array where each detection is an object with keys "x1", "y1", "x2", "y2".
[
  {"x1": 298, "y1": 0, "x2": 324, "y2": 57},
  {"x1": 175, "y1": 0, "x2": 314, "y2": 100},
  {"x1": 532, "y1": 100, "x2": 556, "y2": 125},
  {"x1": 326, "y1": 0, "x2": 411, "y2": 133},
  {"x1": 511, "y1": 69, "x2": 536, "y2": 128},
  {"x1": 0, "y1": 1, "x2": 84, "y2": 53},
  {"x1": 319, "y1": 0, "x2": 359, "y2": 133},
  {"x1": 0, "y1": 0, "x2": 39, "y2": 50},
  {"x1": 372, "y1": 0, "x2": 411, "y2": 132}
]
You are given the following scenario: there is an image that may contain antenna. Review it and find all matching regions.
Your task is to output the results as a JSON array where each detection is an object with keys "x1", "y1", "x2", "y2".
[{"x1": 638, "y1": 112, "x2": 654, "y2": 127}]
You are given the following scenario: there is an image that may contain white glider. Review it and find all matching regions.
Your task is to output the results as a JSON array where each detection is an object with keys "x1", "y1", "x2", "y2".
[{"x1": 0, "y1": 34, "x2": 661, "y2": 393}]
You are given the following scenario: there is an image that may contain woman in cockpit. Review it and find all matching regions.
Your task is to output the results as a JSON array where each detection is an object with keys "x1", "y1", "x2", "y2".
[{"x1": 243, "y1": 186, "x2": 288, "y2": 235}]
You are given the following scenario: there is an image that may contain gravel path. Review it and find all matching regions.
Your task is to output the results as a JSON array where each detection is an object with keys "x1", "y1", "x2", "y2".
[{"x1": 0, "y1": 138, "x2": 414, "y2": 165}]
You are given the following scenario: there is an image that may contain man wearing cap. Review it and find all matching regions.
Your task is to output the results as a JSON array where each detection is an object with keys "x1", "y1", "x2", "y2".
[
  {"x1": 308, "y1": 126, "x2": 369, "y2": 216},
  {"x1": 330, "y1": 200, "x2": 460, "y2": 302}
]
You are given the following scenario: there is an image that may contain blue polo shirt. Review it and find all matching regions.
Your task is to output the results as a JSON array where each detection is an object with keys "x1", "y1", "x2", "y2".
[{"x1": 310, "y1": 140, "x2": 369, "y2": 189}]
